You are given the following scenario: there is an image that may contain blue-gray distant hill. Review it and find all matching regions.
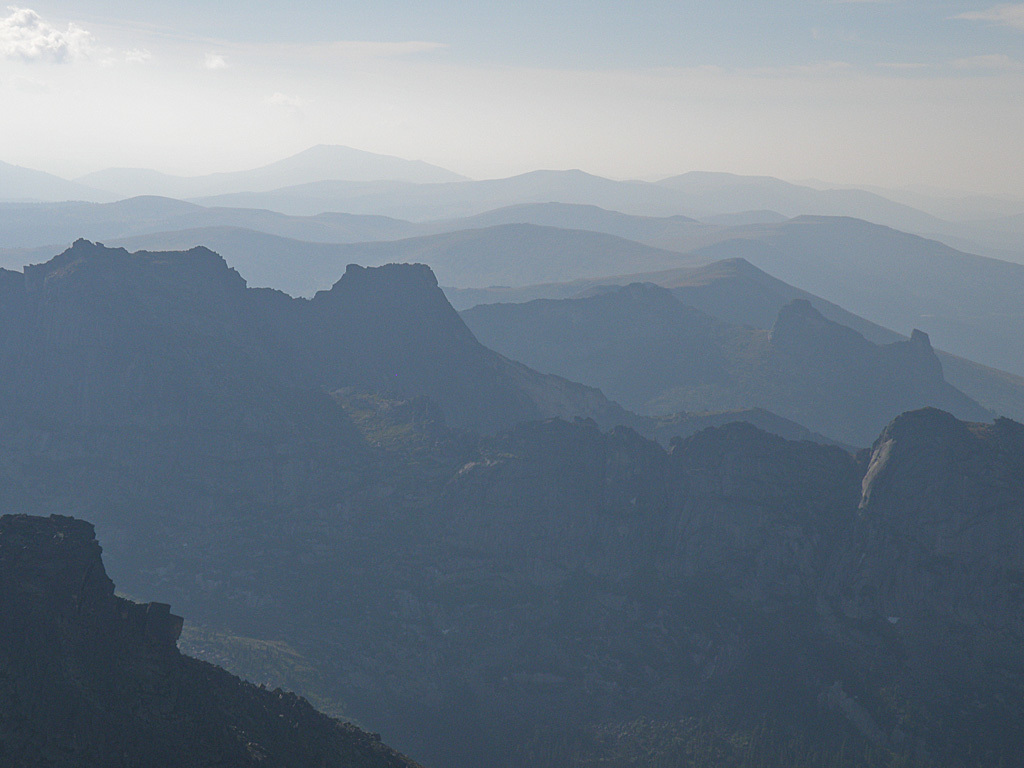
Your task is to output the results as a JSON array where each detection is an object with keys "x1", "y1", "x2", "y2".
[
  {"x1": 680, "y1": 216, "x2": 1024, "y2": 376},
  {"x1": 191, "y1": 169, "x2": 699, "y2": 219},
  {"x1": 451, "y1": 256, "x2": 1024, "y2": 425},
  {"x1": 656, "y1": 171, "x2": 946, "y2": 232},
  {"x1": 0, "y1": 196, "x2": 417, "y2": 251},
  {"x1": 191, "y1": 167, "x2": 945, "y2": 232},
  {"x1": 462, "y1": 284, "x2": 991, "y2": 446},
  {"x1": 75, "y1": 145, "x2": 467, "y2": 199},
  {"x1": 0, "y1": 160, "x2": 112, "y2": 203},
  {"x1": 190, "y1": 169, "x2": 1019, "y2": 260},
  {"x1": 94, "y1": 223, "x2": 709, "y2": 295}
]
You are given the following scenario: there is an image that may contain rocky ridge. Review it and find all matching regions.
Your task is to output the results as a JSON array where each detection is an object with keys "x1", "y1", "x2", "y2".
[
  {"x1": 0, "y1": 513, "x2": 422, "y2": 768},
  {"x1": 462, "y1": 284, "x2": 992, "y2": 445}
]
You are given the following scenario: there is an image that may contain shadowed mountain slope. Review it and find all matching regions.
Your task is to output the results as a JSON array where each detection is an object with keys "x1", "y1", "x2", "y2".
[
  {"x1": 0, "y1": 240, "x2": 627, "y2": 440},
  {"x1": 1, "y1": 247, "x2": 1023, "y2": 765},
  {"x1": 462, "y1": 284, "x2": 991, "y2": 446},
  {"x1": 0, "y1": 513, "x2": 423, "y2": 768},
  {"x1": 15, "y1": 409, "x2": 1016, "y2": 768},
  {"x1": 449, "y1": 254, "x2": 1024, "y2": 425},
  {"x1": 682, "y1": 216, "x2": 1024, "y2": 376}
]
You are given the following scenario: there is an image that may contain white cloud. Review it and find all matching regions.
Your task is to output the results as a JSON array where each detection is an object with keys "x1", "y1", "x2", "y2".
[
  {"x1": 203, "y1": 52, "x2": 227, "y2": 70},
  {"x1": 266, "y1": 92, "x2": 310, "y2": 108},
  {"x1": 124, "y1": 48, "x2": 151, "y2": 64},
  {"x1": 955, "y1": 4, "x2": 1024, "y2": 30},
  {"x1": 0, "y1": 6, "x2": 92, "y2": 63}
]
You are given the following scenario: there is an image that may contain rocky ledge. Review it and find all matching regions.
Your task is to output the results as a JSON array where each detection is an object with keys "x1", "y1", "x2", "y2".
[{"x1": 0, "y1": 514, "x2": 423, "y2": 768}]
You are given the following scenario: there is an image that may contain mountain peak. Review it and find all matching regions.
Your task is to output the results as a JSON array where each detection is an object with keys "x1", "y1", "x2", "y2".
[
  {"x1": 770, "y1": 298, "x2": 868, "y2": 354},
  {"x1": 910, "y1": 328, "x2": 932, "y2": 348}
]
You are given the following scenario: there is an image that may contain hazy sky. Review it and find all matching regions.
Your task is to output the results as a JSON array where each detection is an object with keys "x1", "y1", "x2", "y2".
[{"x1": 2, "y1": 1, "x2": 1023, "y2": 194}]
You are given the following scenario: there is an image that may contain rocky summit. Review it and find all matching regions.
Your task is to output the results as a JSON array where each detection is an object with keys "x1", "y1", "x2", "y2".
[{"x1": 0, "y1": 513, "x2": 422, "y2": 768}]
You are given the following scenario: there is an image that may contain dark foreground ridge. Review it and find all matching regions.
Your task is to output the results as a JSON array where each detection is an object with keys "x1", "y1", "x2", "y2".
[{"x1": 0, "y1": 513, "x2": 423, "y2": 768}]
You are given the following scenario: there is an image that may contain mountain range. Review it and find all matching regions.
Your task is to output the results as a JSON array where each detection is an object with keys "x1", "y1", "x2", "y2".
[
  {"x1": 4, "y1": 132, "x2": 1024, "y2": 768},
  {"x1": 76, "y1": 145, "x2": 467, "y2": 199},
  {"x1": 0, "y1": 240, "x2": 1023, "y2": 766},
  {"x1": 5, "y1": 144, "x2": 1024, "y2": 264},
  {"x1": 447, "y1": 255, "x2": 1024, "y2": 425},
  {"x1": 0, "y1": 160, "x2": 112, "y2": 204},
  {"x1": 462, "y1": 284, "x2": 990, "y2": 446},
  {"x1": 6, "y1": 198, "x2": 1023, "y2": 379}
]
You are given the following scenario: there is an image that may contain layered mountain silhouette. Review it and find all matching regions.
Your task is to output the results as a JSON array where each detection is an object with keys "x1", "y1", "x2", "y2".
[
  {"x1": 450, "y1": 252, "x2": 1024, "y2": 424},
  {"x1": 5, "y1": 194, "x2": 1020, "y2": 381},
  {"x1": 0, "y1": 196, "x2": 417, "y2": 251},
  {"x1": 682, "y1": 216, "x2": 1024, "y2": 376},
  {"x1": 2, "y1": 223, "x2": 707, "y2": 297},
  {"x1": 1, "y1": 238, "x2": 1022, "y2": 766},
  {"x1": 462, "y1": 284, "x2": 991, "y2": 445},
  {"x1": 0, "y1": 513, "x2": 421, "y2": 768},
  {"x1": 0, "y1": 160, "x2": 111, "y2": 203},
  {"x1": 76, "y1": 145, "x2": 466, "y2": 199},
  {"x1": 656, "y1": 171, "x2": 946, "y2": 232}
]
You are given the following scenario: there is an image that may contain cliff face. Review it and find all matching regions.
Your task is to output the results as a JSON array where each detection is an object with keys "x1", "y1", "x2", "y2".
[
  {"x1": 0, "y1": 513, "x2": 422, "y2": 768},
  {"x1": 823, "y1": 410, "x2": 1024, "y2": 749}
]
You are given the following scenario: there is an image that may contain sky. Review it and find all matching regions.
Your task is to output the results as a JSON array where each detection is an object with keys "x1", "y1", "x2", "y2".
[{"x1": 1, "y1": 1, "x2": 1023, "y2": 194}]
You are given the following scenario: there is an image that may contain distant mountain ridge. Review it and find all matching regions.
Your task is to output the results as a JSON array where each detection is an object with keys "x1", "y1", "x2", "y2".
[
  {"x1": 75, "y1": 145, "x2": 467, "y2": 198},
  {"x1": 447, "y1": 254, "x2": 1024, "y2": 426},
  {"x1": 462, "y1": 284, "x2": 991, "y2": 445},
  {"x1": 0, "y1": 160, "x2": 112, "y2": 203}
]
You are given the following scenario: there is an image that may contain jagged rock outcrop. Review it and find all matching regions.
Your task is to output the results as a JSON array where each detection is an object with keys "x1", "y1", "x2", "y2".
[{"x1": 0, "y1": 513, "x2": 423, "y2": 768}]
